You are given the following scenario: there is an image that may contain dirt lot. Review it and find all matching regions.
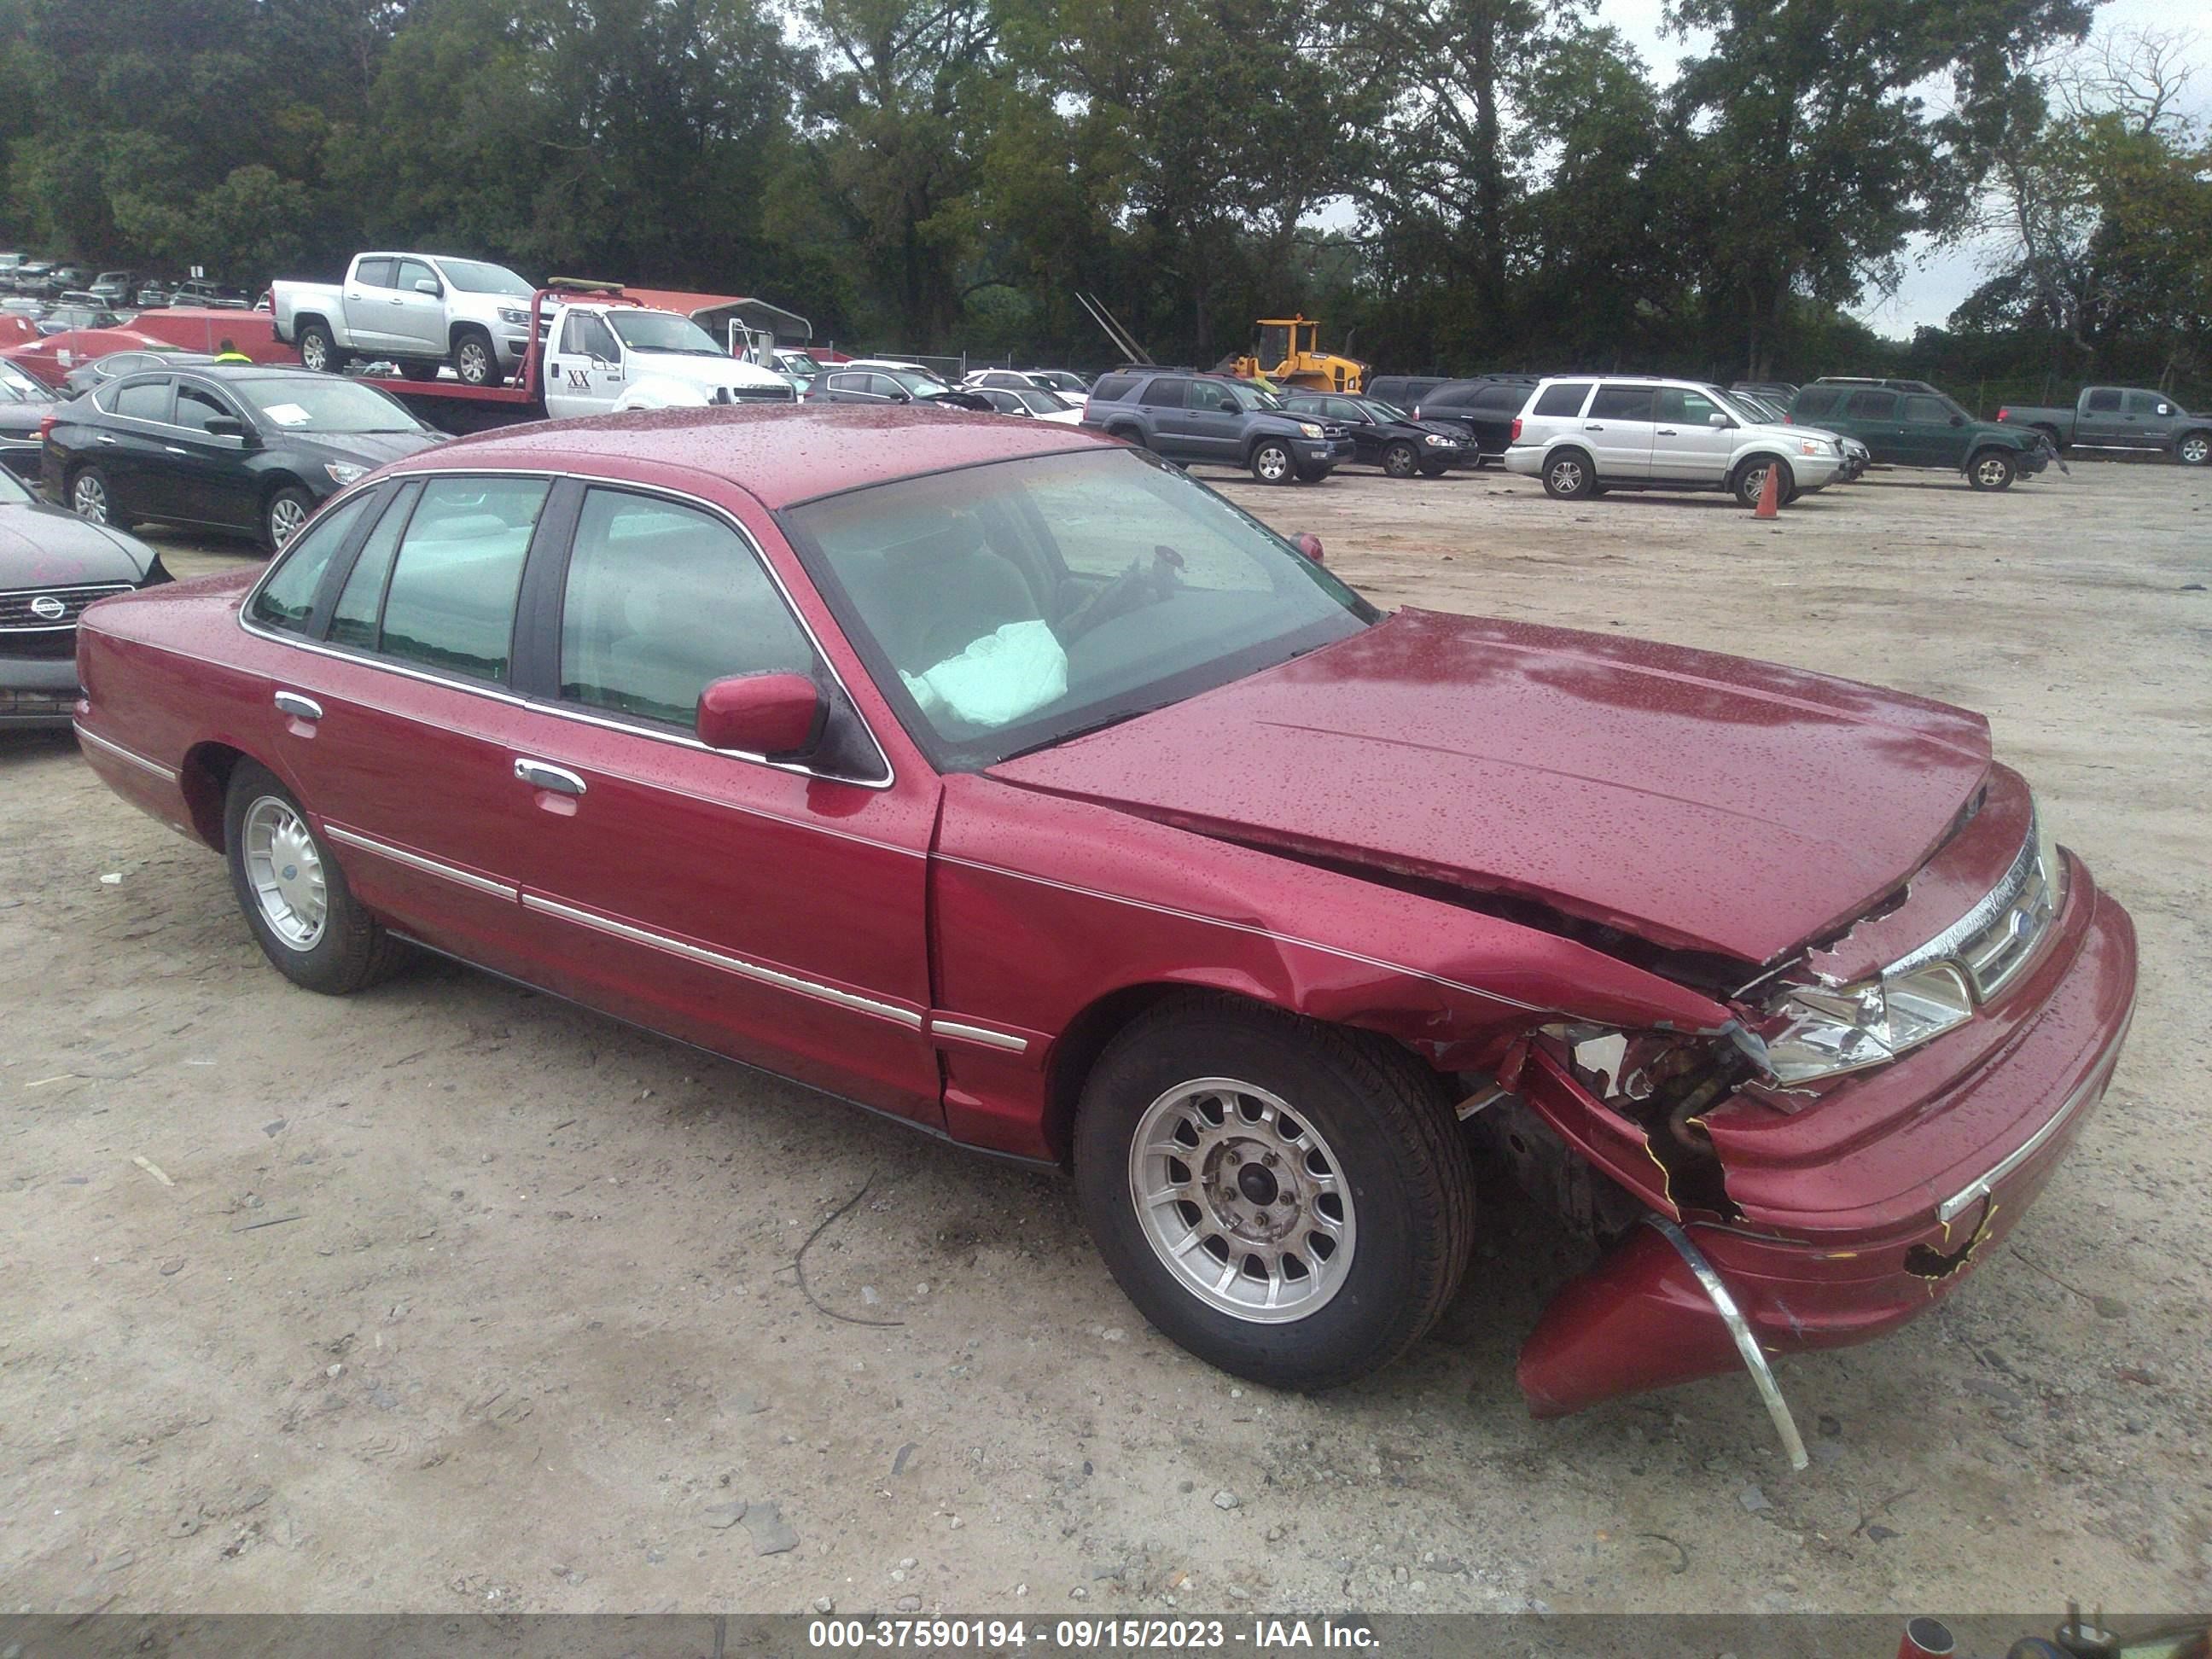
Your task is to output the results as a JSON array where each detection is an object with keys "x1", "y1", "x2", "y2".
[{"x1": 3, "y1": 457, "x2": 2208, "y2": 1619}]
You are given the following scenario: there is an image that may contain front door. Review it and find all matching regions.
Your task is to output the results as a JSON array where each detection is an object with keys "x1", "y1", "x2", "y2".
[
  {"x1": 2121, "y1": 389, "x2": 2174, "y2": 450},
  {"x1": 168, "y1": 377, "x2": 261, "y2": 530},
  {"x1": 387, "y1": 259, "x2": 447, "y2": 358},
  {"x1": 1580, "y1": 383, "x2": 1657, "y2": 480},
  {"x1": 1179, "y1": 380, "x2": 1246, "y2": 461},
  {"x1": 501, "y1": 483, "x2": 941, "y2": 1120},
  {"x1": 1894, "y1": 393, "x2": 1960, "y2": 467},
  {"x1": 1323, "y1": 397, "x2": 1379, "y2": 464},
  {"x1": 1650, "y1": 386, "x2": 1737, "y2": 484}
]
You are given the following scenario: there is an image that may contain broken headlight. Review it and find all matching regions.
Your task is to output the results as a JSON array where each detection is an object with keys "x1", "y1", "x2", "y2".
[{"x1": 1761, "y1": 962, "x2": 1973, "y2": 1084}]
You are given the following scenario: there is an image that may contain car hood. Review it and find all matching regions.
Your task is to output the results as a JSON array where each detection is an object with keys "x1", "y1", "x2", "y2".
[
  {"x1": 0, "y1": 501, "x2": 157, "y2": 584},
  {"x1": 278, "y1": 428, "x2": 444, "y2": 470},
  {"x1": 986, "y1": 608, "x2": 1993, "y2": 965},
  {"x1": 628, "y1": 352, "x2": 791, "y2": 393}
]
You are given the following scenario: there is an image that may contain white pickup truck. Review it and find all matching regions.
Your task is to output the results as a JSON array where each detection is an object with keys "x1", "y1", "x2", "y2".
[
  {"x1": 534, "y1": 297, "x2": 792, "y2": 416},
  {"x1": 271, "y1": 253, "x2": 542, "y2": 387}
]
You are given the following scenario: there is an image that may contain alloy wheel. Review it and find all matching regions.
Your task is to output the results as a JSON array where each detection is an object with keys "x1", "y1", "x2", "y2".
[
  {"x1": 268, "y1": 494, "x2": 309, "y2": 548},
  {"x1": 71, "y1": 473, "x2": 108, "y2": 523},
  {"x1": 1127, "y1": 1077, "x2": 1357, "y2": 1323},
  {"x1": 300, "y1": 333, "x2": 328, "y2": 372},
  {"x1": 1976, "y1": 456, "x2": 2010, "y2": 488},
  {"x1": 2181, "y1": 434, "x2": 2209, "y2": 466},
  {"x1": 1548, "y1": 457, "x2": 1584, "y2": 495},
  {"x1": 242, "y1": 795, "x2": 328, "y2": 951},
  {"x1": 457, "y1": 340, "x2": 492, "y2": 386}
]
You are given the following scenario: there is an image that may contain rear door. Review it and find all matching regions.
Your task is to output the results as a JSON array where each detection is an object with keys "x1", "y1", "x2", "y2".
[
  {"x1": 1137, "y1": 375, "x2": 1196, "y2": 457},
  {"x1": 499, "y1": 481, "x2": 942, "y2": 1120},
  {"x1": 2075, "y1": 387, "x2": 2124, "y2": 445},
  {"x1": 1464, "y1": 382, "x2": 1527, "y2": 452},
  {"x1": 84, "y1": 375, "x2": 175, "y2": 519},
  {"x1": 1842, "y1": 389, "x2": 1903, "y2": 461},
  {"x1": 341, "y1": 257, "x2": 399, "y2": 350},
  {"x1": 1580, "y1": 383, "x2": 1658, "y2": 480},
  {"x1": 1650, "y1": 386, "x2": 1735, "y2": 483}
]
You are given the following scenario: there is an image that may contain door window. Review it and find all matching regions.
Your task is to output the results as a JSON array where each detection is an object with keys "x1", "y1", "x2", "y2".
[
  {"x1": 108, "y1": 378, "x2": 172, "y2": 421},
  {"x1": 1845, "y1": 390, "x2": 1900, "y2": 418},
  {"x1": 1532, "y1": 382, "x2": 1592, "y2": 417},
  {"x1": 558, "y1": 491, "x2": 816, "y2": 729},
  {"x1": 1901, "y1": 395, "x2": 1950, "y2": 424},
  {"x1": 393, "y1": 259, "x2": 438, "y2": 295},
  {"x1": 1656, "y1": 387, "x2": 1725, "y2": 425},
  {"x1": 1138, "y1": 378, "x2": 1190, "y2": 410},
  {"x1": 1324, "y1": 398, "x2": 1366, "y2": 422},
  {"x1": 1589, "y1": 385, "x2": 1657, "y2": 421},
  {"x1": 375, "y1": 476, "x2": 550, "y2": 683},
  {"x1": 247, "y1": 492, "x2": 378, "y2": 635},
  {"x1": 328, "y1": 483, "x2": 419, "y2": 649},
  {"x1": 174, "y1": 382, "x2": 242, "y2": 434},
  {"x1": 560, "y1": 311, "x2": 619, "y2": 359},
  {"x1": 354, "y1": 258, "x2": 396, "y2": 288},
  {"x1": 2083, "y1": 388, "x2": 2122, "y2": 412},
  {"x1": 1188, "y1": 381, "x2": 1237, "y2": 413},
  {"x1": 2123, "y1": 391, "x2": 2166, "y2": 414}
]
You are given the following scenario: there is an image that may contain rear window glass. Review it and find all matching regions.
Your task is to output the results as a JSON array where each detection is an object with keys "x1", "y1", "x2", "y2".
[
  {"x1": 1472, "y1": 384, "x2": 1524, "y2": 410},
  {"x1": 247, "y1": 492, "x2": 376, "y2": 635},
  {"x1": 1138, "y1": 378, "x2": 1188, "y2": 410},
  {"x1": 1846, "y1": 391, "x2": 1899, "y2": 418},
  {"x1": 1088, "y1": 374, "x2": 1137, "y2": 403},
  {"x1": 1589, "y1": 385, "x2": 1656, "y2": 420},
  {"x1": 2084, "y1": 388, "x2": 2122, "y2": 412},
  {"x1": 108, "y1": 378, "x2": 172, "y2": 421},
  {"x1": 376, "y1": 476, "x2": 549, "y2": 683},
  {"x1": 1792, "y1": 387, "x2": 1838, "y2": 416},
  {"x1": 1533, "y1": 382, "x2": 1591, "y2": 417}
]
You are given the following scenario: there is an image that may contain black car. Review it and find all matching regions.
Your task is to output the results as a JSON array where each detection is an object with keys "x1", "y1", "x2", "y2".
[
  {"x1": 0, "y1": 359, "x2": 60, "y2": 482},
  {"x1": 1363, "y1": 375, "x2": 1452, "y2": 412},
  {"x1": 1280, "y1": 391, "x2": 1472, "y2": 478},
  {"x1": 43, "y1": 364, "x2": 443, "y2": 552},
  {"x1": 0, "y1": 463, "x2": 170, "y2": 727},
  {"x1": 59, "y1": 348, "x2": 217, "y2": 399},
  {"x1": 1406, "y1": 375, "x2": 1543, "y2": 462}
]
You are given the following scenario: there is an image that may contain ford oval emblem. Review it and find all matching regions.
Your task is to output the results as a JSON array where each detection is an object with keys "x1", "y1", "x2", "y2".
[{"x1": 30, "y1": 595, "x2": 66, "y2": 620}]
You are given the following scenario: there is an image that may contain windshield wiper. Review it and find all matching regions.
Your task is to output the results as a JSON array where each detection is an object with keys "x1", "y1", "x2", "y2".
[{"x1": 996, "y1": 705, "x2": 1166, "y2": 763}]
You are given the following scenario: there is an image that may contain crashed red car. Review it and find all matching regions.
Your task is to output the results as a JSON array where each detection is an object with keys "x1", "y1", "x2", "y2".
[{"x1": 72, "y1": 407, "x2": 2136, "y2": 1460}]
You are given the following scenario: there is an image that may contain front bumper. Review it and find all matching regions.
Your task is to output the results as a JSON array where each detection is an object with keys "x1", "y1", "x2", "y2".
[
  {"x1": 1517, "y1": 861, "x2": 2137, "y2": 1438},
  {"x1": 0, "y1": 653, "x2": 83, "y2": 726}
]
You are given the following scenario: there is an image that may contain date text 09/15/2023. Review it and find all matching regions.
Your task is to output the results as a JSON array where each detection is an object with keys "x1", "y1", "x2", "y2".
[{"x1": 806, "y1": 1617, "x2": 1382, "y2": 1650}]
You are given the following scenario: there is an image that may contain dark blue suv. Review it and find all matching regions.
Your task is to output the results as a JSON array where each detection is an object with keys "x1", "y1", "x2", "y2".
[{"x1": 1080, "y1": 370, "x2": 1353, "y2": 484}]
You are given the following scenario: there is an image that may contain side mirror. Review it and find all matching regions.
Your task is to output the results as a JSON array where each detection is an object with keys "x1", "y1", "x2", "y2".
[
  {"x1": 203, "y1": 416, "x2": 247, "y2": 439},
  {"x1": 2157, "y1": 404, "x2": 2172, "y2": 416},
  {"x1": 1707, "y1": 411, "x2": 1731, "y2": 428},
  {"x1": 1293, "y1": 532, "x2": 1324, "y2": 564},
  {"x1": 890, "y1": 389, "x2": 911, "y2": 404},
  {"x1": 414, "y1": 278, "x2": 441, "y2": 296},
  {"x1": 696, "y1": 672, "x2": 824, "y2": 758},
  {"x1": 1949, "y1": 414, "x2": 1965, "y2": 427}
]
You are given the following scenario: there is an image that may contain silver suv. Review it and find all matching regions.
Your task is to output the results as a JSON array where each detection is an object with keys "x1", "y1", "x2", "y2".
[{"x1": 1503, "y1": 377, "x2": 1845, "y2": 507}]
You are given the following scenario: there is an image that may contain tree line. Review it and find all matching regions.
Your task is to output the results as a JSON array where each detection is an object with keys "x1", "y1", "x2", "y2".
[{"x1": 1, "y1": 0, "x2": 2205, "y2": 399}]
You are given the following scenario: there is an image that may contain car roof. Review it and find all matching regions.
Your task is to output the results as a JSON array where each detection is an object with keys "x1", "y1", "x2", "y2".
[{"x1": 415, "y1": 404, "x2": 1113, "y2": 509}]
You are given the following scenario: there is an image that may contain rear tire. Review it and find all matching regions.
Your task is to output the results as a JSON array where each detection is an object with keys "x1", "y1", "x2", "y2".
[
  {"x1": 68, "y1": 464, "x2": 131, "y2": 531},
  {"x1": 1541, "y1": 448, "x2": 1595, "y2": 499},
  {"x1": 1382, "y1": 440, "x2": 1419, "y2": 479},
  {"x1": 1072, "y1": 993, "x2": 1476, "y2": 1391},
  {"x1": 1250, "y1": 441, "x2": 1295, "y2": 485},
  {"x1": 1967, "y1": 448, "x2": 2016, "y2": 491},
  {"x1": 296, "y1": 320, "x2": 342, "y2": 375},
  {"x1": 223, "y1": 761, "x2": 409, "y2": 995}
]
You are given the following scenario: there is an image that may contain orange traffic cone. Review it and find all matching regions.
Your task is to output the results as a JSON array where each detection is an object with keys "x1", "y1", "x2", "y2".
[{"x1": 1754, "y1": 461, "x2": 1781, "y2": 518}]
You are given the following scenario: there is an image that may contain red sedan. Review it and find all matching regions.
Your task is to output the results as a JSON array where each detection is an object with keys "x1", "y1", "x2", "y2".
[{"x1": 71, "y1": 405, "x2": 2135, "y2": 1462}]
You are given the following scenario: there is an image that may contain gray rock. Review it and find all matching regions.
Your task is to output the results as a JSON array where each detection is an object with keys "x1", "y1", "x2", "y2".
[
  {"x1": 704, "y1": 1500, "x2": 748, "y2": 1530},
  {"x1": 2094, "y1": 1295, "x2": 2129, "y2": 1319},
  {"x1": 1212, "y1": 1489, "x2": 1241, "y2": 1511},
  {"x1": 1738, "y1": 1484, "x2": 1773, "y2": 1513},
  {"x1": 742, "y1": 1500, "x2": 800, "y2": 1556},
  {"x1": 896, "y1": 1596, "x2": 922, "y2": 1613},
  {"x1": 812, "y1": 1598, "x2": 835, "y2": 1615}
]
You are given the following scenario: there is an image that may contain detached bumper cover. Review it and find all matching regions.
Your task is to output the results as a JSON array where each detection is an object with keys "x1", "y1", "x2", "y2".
[{"x1": 1518, "y1": 870, "x2": 2136, "y2": 1422}]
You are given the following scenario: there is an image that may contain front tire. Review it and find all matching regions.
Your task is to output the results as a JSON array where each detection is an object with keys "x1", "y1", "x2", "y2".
[
  {"x1": 1250, "y1": 441, "x2": 1295, "y2": 485},
  {"x1": 1542, "y1": 448, "x2": 1595, "y2": 498},
  {"x1": 2176, "y1": 429, "x2": 2210, "y2": 467},
  {"x1": 1073, "y1": 994, "x2": 1476, "y2": 1391},
  {"x1": 264, "y1": 485, "x2": 313, "y2": 552},
  {"x1": 223, "y1": 762, "x2": 409, "y2": 995},
  {"x1": 451, "y1": 329, "x2": 498, "y2": 388},
  {"x1": 1382, "y1": 440, "x2": 1419, "y2": 479},
  {"x1": 1734, "y1": 455, "x2": 1794, "y2": 507},
  {"x1": 1967, "y1": 448, "x2": 2016, "y2": 491}
]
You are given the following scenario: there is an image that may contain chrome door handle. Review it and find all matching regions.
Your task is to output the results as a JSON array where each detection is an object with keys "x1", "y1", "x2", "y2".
[
  {"x1": 274, "y1": 690, "x2": 323, "y2": 719},
  {"x1": 1583, "y1": 423, "x2": 1605, "y2": 431},
  {"x1": 514, "y1": 759, "x2": 585, "y2": 796},
  {"x1": 1655, "y1": 428, "x2": 1678, "y2": 435},
  {"x1": 96, "y1": 434, "x2": 119, "y2": 445},
  {"x1": 166, "y1": 445, "x2": 188, "y2": 454}
]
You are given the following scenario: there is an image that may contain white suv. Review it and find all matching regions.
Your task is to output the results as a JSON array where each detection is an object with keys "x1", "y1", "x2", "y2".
[{"x1": 1502, "y1": 377, "x2": 1845, "y2": 507}]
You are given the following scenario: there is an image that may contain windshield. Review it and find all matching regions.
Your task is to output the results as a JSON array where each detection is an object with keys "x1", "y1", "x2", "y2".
[
  {"x1": 436, "y1": 259, "x2": 533, "y2": 296},
  {"x1": 777, "y1": 352, "x2": 824, "y2": 376},
  {"x1": 1225, "y1": 381, "x2": 1281, "y2": 411},
  {"x1": 1016, "y1": 389, "x2": 1071, "y2": 413},
  {"x1": 0, "y1": 360, "x2": 54, "y2": 403},
  {"x1": 1365, "y1": 399, "x2": 1410, "y2": 421},
  {"x1": 783, "y1": 447, "x2": 1374, "y2": 770},
  {"x1": 607, "y1": 311, "x2": 725, "y2": 356},
  {"x1": 231, "y1": 376, "x2": 425, "y2": 434},
  {"x1": 886, "y1": 368, "x2": 947, "y2": 393}
]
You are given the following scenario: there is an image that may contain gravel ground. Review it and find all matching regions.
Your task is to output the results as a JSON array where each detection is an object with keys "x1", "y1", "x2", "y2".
[{"x1": 2, "y1": 455, "x2": 2207, "y2": 1619}]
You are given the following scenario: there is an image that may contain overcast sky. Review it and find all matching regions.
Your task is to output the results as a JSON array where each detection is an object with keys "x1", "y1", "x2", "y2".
[{"x1": 1595, "y1": 0, "x2": 2206, "y2": 336}]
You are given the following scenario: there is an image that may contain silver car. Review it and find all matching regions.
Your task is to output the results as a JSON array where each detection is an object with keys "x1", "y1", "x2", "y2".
[{"x1": 1503, "y1": 376, "x2": 1846, "y2": 507}]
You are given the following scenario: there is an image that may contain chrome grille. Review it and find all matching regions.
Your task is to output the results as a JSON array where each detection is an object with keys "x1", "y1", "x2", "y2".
[
  {"x1": 0, "y1": 583, "x2": 131, "y2": 632},
  {"x1": 1884, "y1": 811, "x2": 2062, "y2": 1002}
]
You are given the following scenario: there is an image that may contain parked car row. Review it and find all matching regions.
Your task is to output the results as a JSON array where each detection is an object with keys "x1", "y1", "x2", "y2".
[{"x1": 1, "y1": 254, "x2": 254, "y2": 313}]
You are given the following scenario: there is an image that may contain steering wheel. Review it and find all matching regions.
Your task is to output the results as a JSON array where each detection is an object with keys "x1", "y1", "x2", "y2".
[{"x1": 1062, "y1": 544, "x2": 1185, "y2": 643}]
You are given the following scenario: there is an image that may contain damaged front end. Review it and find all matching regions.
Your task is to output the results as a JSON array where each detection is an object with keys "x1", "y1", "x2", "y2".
[{"x1": 1484, "y1": 768, "x2": 2137, "y2": 1467}]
